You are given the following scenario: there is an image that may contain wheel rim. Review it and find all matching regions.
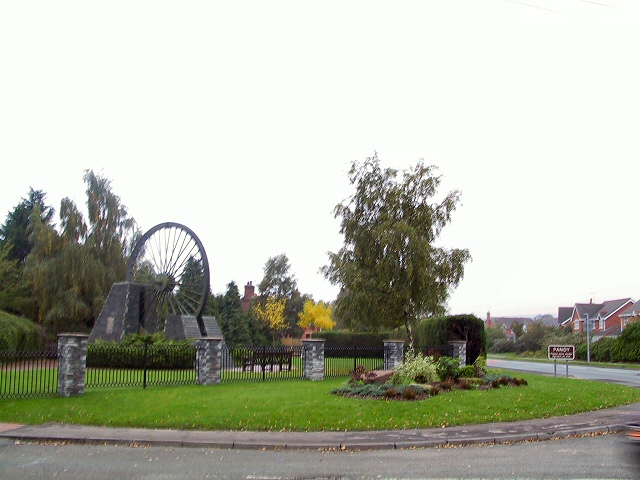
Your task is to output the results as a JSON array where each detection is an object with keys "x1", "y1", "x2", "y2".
[{"x1": 126, "y1": 222, "x2": 210, "y2": 328}]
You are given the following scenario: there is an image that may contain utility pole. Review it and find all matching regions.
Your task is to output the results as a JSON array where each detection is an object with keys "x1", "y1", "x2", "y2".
[{"x1": 585, "y1": 313, "x2": 591, "y2": 363}]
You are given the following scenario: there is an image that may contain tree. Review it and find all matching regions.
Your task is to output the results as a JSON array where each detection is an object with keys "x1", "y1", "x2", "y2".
[
  {"x1": 215, "y1": 281, "x2": 252, "y2": 347},
  {"x1": 258, "y1": 254, "x2": 297, "y2": 299},
  {"x1": 257, "y1": 253, "x2": 304, "y2": 338},
  {"x1": 515, "y1": 321, "x2": 553, "y2": 353},
  {"x1": 322, "y1": 153, "x2": 471, "y2": 350},
  {"x1": 510, "y1": 321, "x2": 524, "y2": 340},
  {"x1": 0, "y1": 244, "x2": 26, "y2": 314},
  {"x1": 0, "y1": 188, "x2": 55, "y2": 264},
  {"x1": 485, "y1": 326, "x2": 508, "y2": 350},
  {"x1": 252, "y1": 297, "x2": 287, "y2": 344},
  {"x1": 22, "y1": 170, "x2": 138, "y2": 335},
  {"x1": 297, "y1": 299, "x2": 335, "y2": 331}
]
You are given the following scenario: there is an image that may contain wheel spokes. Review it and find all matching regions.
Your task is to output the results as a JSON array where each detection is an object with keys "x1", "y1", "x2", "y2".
[{"x1": 126, "y1": 223, "x2": 210, "y2": 332}]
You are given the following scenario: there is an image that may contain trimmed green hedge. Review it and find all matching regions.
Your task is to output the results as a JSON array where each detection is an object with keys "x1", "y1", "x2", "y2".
[
  {"x1": 87, "y1": 334, "x2": 195, "y2": 369},
  {"x1": 313, "y1": 331, "x2": 389, "y2": 348},
  {"x1": 390, "y1": 314, "x2": 486, "y2": 365},
  {"x1": 0, "y1": 311, "x2": 43, "y2": 352},
  {"x1": 313, "y1": 331, "x2": 389, "y2": 358},
  {"x1": 611, "y1": 322, "x2": 640, "y2": 362},
  {"x1": 573, "y1": 323, "x2": 640, "y2": 363}
]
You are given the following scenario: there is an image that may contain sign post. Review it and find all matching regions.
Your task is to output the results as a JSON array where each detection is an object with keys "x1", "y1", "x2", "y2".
[{"x1": 548, "y1": 345, "x2": 575, "y2": 378}]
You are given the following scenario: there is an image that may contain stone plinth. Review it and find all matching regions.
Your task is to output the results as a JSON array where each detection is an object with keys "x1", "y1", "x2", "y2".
[
  {"x1": 57, "y1": 333, "x2": 89, "y2": 397},
  {"x1": 196, "y1": 338, "x2": 222, "y2": 385},
  {"x1": 449, "y1": 340, "x2": 468, "y2": 367},
  {"x1": 302, "y1": 339, "x2": 324, "y2": 381},
  {"x1": 383, "y1": 340, "x2": 405, "y2": 370}
]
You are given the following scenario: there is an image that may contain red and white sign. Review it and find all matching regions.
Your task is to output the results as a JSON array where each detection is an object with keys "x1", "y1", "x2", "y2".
[{"x1": 548, "y1": 345, "x2": 575, "y2": 360}]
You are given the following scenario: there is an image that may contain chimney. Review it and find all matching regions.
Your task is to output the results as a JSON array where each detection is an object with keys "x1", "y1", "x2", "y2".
[{"x1": 241, "y1": 281, "x2": 256, "y2": 312}]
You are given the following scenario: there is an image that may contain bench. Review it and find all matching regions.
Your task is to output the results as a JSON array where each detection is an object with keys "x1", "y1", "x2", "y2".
[{"x1": 242, "y1": 349, "x2": 293, "y2": 372}]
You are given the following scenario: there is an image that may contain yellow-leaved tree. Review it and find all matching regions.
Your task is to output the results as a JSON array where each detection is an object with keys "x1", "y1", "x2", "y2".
[
  {"x1": 297, "y1": 299, "x2": 335, "y2": 332},
  {"x1": 252, "y1": 297, "x2": 287, "y2": 344}
]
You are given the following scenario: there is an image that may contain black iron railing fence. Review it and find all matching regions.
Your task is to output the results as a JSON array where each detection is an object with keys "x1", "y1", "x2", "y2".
[
  {"x1": 1, "y1": 342, "x2": 459, "y2": 399},
  {"x1": 0, "y1": 348, "x2": 58, "y2": 399},
  {"x1": 85, "y1": 343, "x2": 198, "y2": 389},
  {"x1": 221, "y1": 345, "x2": 304, "y2": 382},
  {"x1": 324, "y1": 346, "x2": 386, "y2": 378}
]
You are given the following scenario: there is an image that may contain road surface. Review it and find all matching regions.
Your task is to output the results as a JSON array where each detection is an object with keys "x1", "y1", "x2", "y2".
[
  {"x1": 1, "y1": 432, "x2": 639, "y2": 479},
  {"x1": 487, "y1": 357, "x2": 640, "y2": 388}
]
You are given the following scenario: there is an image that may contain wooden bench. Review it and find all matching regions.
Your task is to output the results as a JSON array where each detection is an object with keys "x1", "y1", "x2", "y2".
[{"x1": 242, "y1": 349, "x2": 293, "y2": 372}]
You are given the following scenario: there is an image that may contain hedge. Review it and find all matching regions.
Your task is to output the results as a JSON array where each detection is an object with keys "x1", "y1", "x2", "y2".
[
  {"x1": 390, "y1": 314, "x2": 486, "y2": 365},
  {"x1": 313, "y1": 331, "x2": 389, "y2": 358},
  {"x1": 87, "y1": 334, "x2": 196, "y2": 369},
  {"x1": 0, "y1": 311, "x2": 43, "y2": 352}
]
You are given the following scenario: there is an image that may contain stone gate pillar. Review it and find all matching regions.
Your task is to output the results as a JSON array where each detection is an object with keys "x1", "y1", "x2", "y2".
[
  {"x1": 302, "y1": 339, "x2": 324, "y2": 381},
  {"x1": 449, "y1": 340, "x2": 468, "y2": 367},
  {"x1": 196, "y1": 337, "x2": 222, "y2": 385},
  {"x1": 57, "y1": 333, "x2": 89, "y2": 397},
  {"x1": 383, "y1": 340, "x2": 405, "y2": 370}
]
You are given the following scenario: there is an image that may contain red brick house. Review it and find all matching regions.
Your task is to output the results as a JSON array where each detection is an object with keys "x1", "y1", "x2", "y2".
[
  {"x1": 618, "y1": 301, "x2": 640, "y2": 331},
  {"x1": 561, "y1": 298, "x2": 633, "y2": 338}
]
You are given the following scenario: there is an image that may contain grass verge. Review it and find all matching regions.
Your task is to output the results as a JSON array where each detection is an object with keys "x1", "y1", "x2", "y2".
[{"x1": 1, "y1": 371, "x2": 639, "y2": 432}]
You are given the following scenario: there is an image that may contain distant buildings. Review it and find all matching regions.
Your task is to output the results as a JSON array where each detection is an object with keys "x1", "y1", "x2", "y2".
[
  {"x1": 485, "y1": 312, "x2": 557, "y2": 340},
  {"x1": 558, "y1": 298, "x2": 635, "y2": 340},
  {"x1": 241, "y1": 281, "x2": 257, "y2": 312},
  {"x1": 484, "y1": 296, "x2": 639, "y2": 340}
]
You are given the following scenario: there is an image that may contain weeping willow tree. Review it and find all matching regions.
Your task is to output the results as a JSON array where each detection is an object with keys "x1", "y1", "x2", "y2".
[
  {"x1": 23, "y1": 171, "x2": 138, "y2": 334},
  {"x1": 322, "y1": 154, "x2": 471, "y2": 350}
]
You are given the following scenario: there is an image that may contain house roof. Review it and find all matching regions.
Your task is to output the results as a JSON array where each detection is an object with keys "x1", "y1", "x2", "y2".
[
  {"x1": 573, "y1": 303, "x2": 604, "y2": 320},
  {"x1": 558, "y1": 307, "x2": 573, "y2": 325},
  {"x1": 593, "y1": 324, "x2": 622, "y2": 338},
  {"x1": 620, "y1": 300, "x2": 639, "y2": 318},
  {"x1": 570, "y1": 298, "x2": 633, "y2": 323},
  {"x1": 597, "y1": 298, "x2": 633, "y2": 319},
  {"x1": 490, "y1": 315, "x2": 557, "y2": 329}
]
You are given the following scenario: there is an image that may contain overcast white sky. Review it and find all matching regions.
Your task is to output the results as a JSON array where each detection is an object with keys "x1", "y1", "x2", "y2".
[{"x1": 1, "y1": 1, "x2": 639, "y2": 319}]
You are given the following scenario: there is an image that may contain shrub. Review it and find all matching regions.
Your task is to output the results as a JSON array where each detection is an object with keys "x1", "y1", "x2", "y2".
[
  {"x1": 440, "y1": 377, "x2": 456, "y2": 390},
  {"x1": 456, "y1": 378, "x2": 473, "y2": 390},
  {"x1": 348, "y1": 365, "x2": 367, "y2": 384},
  {"x1": 473, "y1": 356, "x2": 487, "y2": 377},
  {"x1": 435, "y1": 356, "x2": 460, "y2": 381},
  {"x1": 0, "y1": 311, "x2": 44, "y2": 352},
  {"x1": 390, "y1": 314, "x2": 486, "y2": 364},
  {"x1": 490, "y1": 338, "x2": 516, "y2": 353},
  {"x1": 385, "y1": 387, "x2": 398, "y2": 398},
  {"x1": 87, "y1": 334, "x2": 195, "y2": 369},
  {"x1": 612, "y1": 323, "x2": 640, "y2": 363},
  {"x1": 590, "y1": 337, "x2": 616, "y2": 362},
  {"x1": 315, "y1": 331, "x2": 389, "y2": 358},
  {"x1": 514, "y1": 321, "x2": 555, "y2": 353},
  {"x1": 402, "y1": 386, "x2": 419, "y2": 400},
  {"x1": 459, "y1": 365, "x2": 476, "y2": 378},
  {"x1": 390, "y1": 348, "x2": 438, "y2": 384}
]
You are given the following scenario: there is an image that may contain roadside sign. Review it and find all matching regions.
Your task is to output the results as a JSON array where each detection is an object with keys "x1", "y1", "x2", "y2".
[
  {"x1": 548, "y1": 345, "x2": 575, "y2": 360},
  {"x1": 549, "y1": 345, "x2": 575, "y2": 378}
]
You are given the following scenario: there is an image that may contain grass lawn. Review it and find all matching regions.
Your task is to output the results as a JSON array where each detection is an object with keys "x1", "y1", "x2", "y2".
[{"x1": 1, "y1": 372, "x2": 639, "y2": 432}]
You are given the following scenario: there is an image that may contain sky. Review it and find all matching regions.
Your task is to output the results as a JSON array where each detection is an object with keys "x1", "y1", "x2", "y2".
[{"x1": 1, "y1": 1, "x2": 639, "y2": 320}]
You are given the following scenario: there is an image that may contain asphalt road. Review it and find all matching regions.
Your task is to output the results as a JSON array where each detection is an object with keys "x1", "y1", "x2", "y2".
[
  {"x1": 1, "y1": 432, "x2": 638, "y2": 479},
  {"x1": 487, "y1": 358, "x2": 640, "y2": 388}
]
